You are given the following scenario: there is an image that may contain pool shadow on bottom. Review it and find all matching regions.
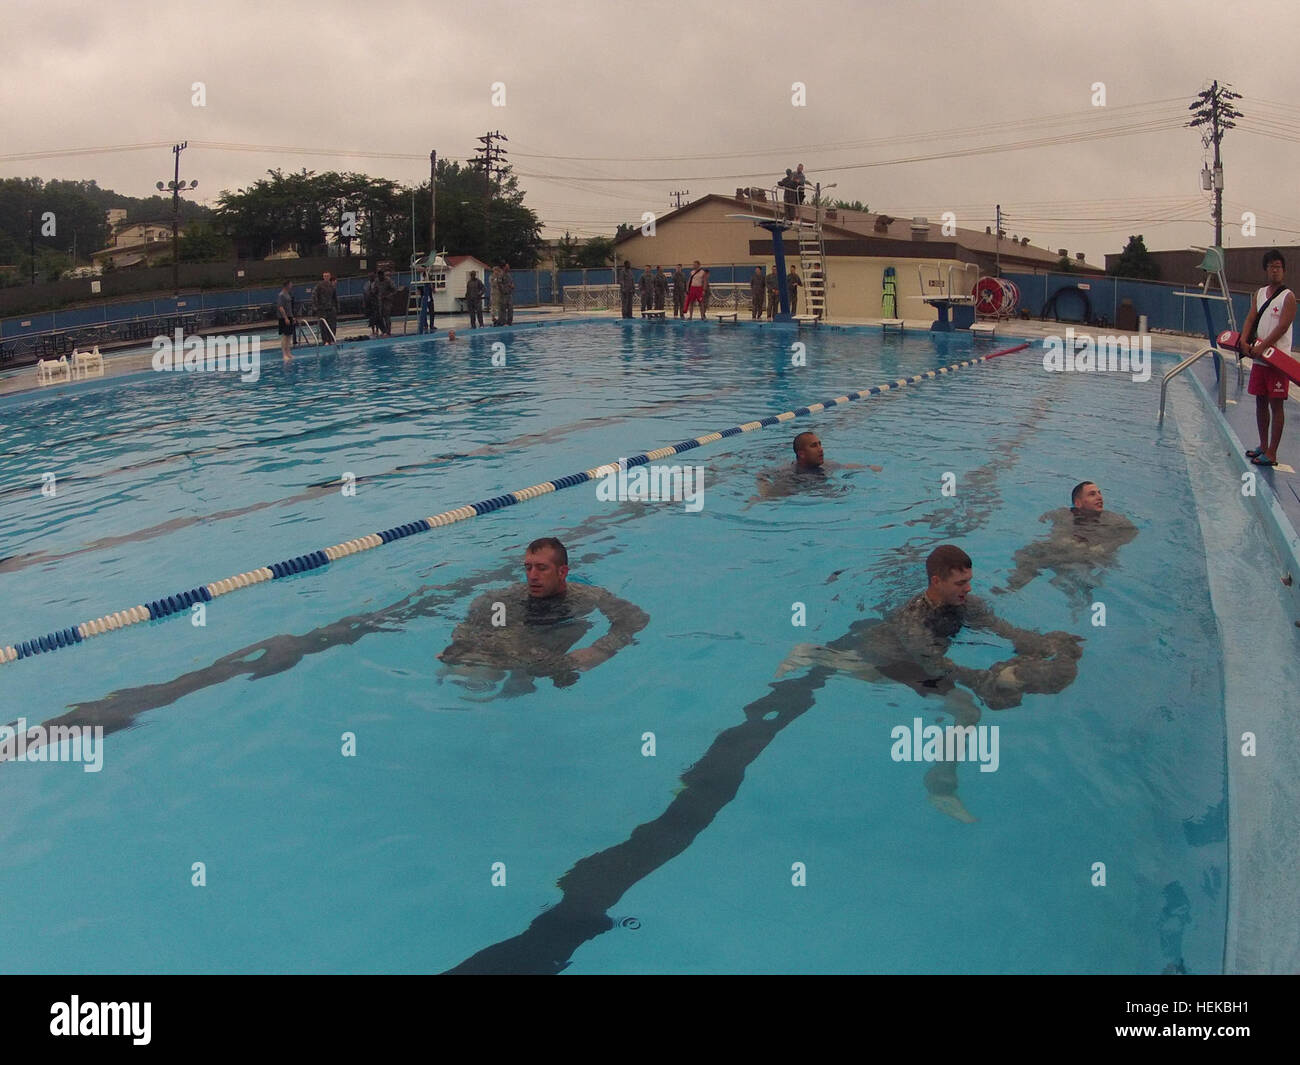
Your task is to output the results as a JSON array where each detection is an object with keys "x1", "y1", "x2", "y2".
[{"x1": 446, "y1": 664, "x2": 835, "y2": 974}]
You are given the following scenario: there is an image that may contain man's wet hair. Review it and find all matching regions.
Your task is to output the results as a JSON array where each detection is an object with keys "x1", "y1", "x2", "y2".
[
  {"x1": 1263, "y1": 249, "x2": 1285, "y2": 270},
  {"x1": 926, "y1": 544, "x2": 972, "y2": 580},
  {"x1": 793, "y1": 431, "x2": 818, "y2": 456},
  {"x1": 527, "y1": 537, "x2": 567, "y2": 566},
  {"x1": 1071, "y1": 481, "x2": 1095, "y2": 506}
]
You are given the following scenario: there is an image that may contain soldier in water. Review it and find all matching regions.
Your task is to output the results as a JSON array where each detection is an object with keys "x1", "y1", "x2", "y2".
[
  {"x1": 775, "y1": 545, "x2": 1082, "y2": 822},
  {"x1": 995, "y1": 481, "x2": 1137, "y2": 601},
  {"x1": 437, "y1": 537, "x2": 649, "y2": 699},
  {"x1": 750, "y1": 431, "x2": 881, "y2": 502}
]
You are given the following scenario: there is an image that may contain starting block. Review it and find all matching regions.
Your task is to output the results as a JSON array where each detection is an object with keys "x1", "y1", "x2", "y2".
[{"x1": 881, "y1": 319, "x2": 905, "y2": 333}]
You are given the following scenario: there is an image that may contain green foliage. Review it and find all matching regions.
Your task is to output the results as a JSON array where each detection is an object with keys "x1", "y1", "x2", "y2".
[
  {"x1": 554, "y1": 231, "x2": 580, "y2": 269},
  {"x1": 1056, "y1": 255, "x2": 1077, "y2": 274},
  {"x1": 1109, "y1": 234, "x2": 1160, "y2": 280},
  {"x1": 178, "y1": 221, "x2": 232, "y2": 262},
  {"x1": 831, "y1": 199, "x2": 869, "y2": 213},
  {"x1": 577, "y1": 236, "x2": 615, "y2": 269},
  {"x1": 403, "y1": 158, "x2": 542, "y2": 267}
]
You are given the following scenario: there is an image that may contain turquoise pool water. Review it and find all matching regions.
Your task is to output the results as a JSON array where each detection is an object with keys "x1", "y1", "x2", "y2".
[{"x1": 0, "y1": 321, "x2": 1240, "y2": 973}]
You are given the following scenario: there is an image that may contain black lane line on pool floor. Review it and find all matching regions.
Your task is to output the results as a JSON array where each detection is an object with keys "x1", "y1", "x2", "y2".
[{"x1": 446, "y1": 368, "x2": 1060, "y2": 974}]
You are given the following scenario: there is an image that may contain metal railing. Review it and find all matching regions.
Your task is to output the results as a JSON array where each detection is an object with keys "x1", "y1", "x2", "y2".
[{"x1": 1158, "y1": 344, "x2": 1230, "y2": 425}]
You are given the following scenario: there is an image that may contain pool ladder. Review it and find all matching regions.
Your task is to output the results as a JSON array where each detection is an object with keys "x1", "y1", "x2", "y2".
[{"x1": 1157, "y1": 343, "x2": 1240, "y2": 426}]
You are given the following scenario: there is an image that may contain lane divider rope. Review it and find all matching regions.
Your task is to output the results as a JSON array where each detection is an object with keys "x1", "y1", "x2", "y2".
[{"x1": 1, "y1": 343, "x2": 1028, "y2": 665}]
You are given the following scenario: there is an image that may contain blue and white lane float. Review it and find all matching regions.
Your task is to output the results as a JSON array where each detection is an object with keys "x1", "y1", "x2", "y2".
[{"x1": 0, "y1": 343, "x2": 1029, "y2": 665}]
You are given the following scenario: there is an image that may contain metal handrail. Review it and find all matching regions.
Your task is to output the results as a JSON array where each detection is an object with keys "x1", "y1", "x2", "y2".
[{"x1": 1158, "y1": 344, "x2": 1228, "y2": 425}]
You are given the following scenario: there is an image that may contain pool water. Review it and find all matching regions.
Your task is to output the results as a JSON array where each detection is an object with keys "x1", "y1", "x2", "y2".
[{"x1": 0, "y1": 321, "x2": 1238, "y2": 973}]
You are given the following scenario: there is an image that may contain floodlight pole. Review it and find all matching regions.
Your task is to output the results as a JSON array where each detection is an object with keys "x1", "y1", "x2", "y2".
[{"x1": 171, "y1": 142, "x2": 185, "y2": 296}]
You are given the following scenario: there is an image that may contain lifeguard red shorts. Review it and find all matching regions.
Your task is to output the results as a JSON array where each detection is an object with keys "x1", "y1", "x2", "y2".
[
  {"x1": 1248, "y1": 360, "x2": 1291, "y2": 399},
  {"x1": 683, "y1": 286, "x2": 704, "y2": 312}
]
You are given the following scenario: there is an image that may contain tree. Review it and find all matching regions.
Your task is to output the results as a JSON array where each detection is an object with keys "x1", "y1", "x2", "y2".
[
  {"x1": 404, "y1": 157, "x2": 543, "y2": 267},
  {"x1": 831, "y1": 199, "x2": 869, "y2": 213},
  {"x1": 577, "y1": 236, "x2": 615, "y2": 269},
  {"x1": 554, "y1": 231, "x2": 580, "y2": 269},
  {"x1": 1109, "y1": 234, "x2": 1160, "y2": 280},
  {"x1": 178, "y1": 221, "x2": 233, "y2": 262},
  {"x1": 1056, "y1": 255, "x2": 1077, "y2": 274}
]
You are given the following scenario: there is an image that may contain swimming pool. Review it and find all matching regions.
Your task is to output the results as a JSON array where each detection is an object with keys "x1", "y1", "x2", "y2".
[{"x1": 1, "y1": 320, "x2": 1294, "y2": 974}]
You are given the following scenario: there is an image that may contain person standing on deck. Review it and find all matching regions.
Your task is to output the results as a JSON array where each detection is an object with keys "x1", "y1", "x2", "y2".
[
  {"x1": 683, "y1": 260, "x2": 707, "y2": 319},
  {"x1": 750, "y1": 267, "x2": 765, "y2": 319},
  {"x1": 490, "y1": 265, "x2": 505, "y2": 326},
  {"x1": 619, "y1": 260, "x2": 635, "y2": 318},
  {"x1": 313, "y1": 271, "x2": 339, "y2": 343},
  {"x1": 500, "y1": 263, "x2": 516, "y2": 325},
  {"x1": 766, "y1": 268, "x2": 780, "y2": 319},
  {"x1": 1240, "y1": 249, "x2": 1296, "y2": 467},
  {"x1": 787, "y1": 267, "x2": 802, "y2": 316},
  {"x1": 794, "y1": 163, "x2": 809, "y2": 205},
  {"x1": 375, "y1": 269, "x2": 395, "y2": 337},
  {"x1": 653, "y1": 266, "x2": 667, "y2": 311},
  {"x1": 276, "y1": 279, "x2": 296, "y2": 362},
  {"x1": 639, "y1": 265, "x2": 654, "y2": 315},
  {"x1": 672, "y1": 264, "x2": 687, "y2": 317},
  {"x1": 464, "y1": 270, "x2": 485, "y2": 329},
  {"x1": 363, "y1": 271, "x2": 379, "y2": 336}
]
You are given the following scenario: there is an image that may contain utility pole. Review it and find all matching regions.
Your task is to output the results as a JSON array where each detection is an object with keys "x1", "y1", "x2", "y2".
[
  {"x1": 429, "y1": 149, "x2": 437, "y2": 256},
  {"x1": 995, "y1": 204, "x2": 1002, "y2": 277},
  {"x1": 669, "y1": 189, "x2": 689, "y2": 209},
  {"x1": 1188, "y1": 81, "x2": 1242, "y2": 248},
  {"x1": 470, "y1": 131, "x2": 509, "y2": 260}
]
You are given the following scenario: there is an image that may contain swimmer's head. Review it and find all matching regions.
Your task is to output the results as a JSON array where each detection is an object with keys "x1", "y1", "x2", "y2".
[
  {"x1": 1072, "y1": 481, "x2": 1103, "y2": 513},
  {"x1": 524, "y1": 537, "x2": 569, "y2": 598},
  {"x1": 448, "y1": 330, "x2": 456, "y2": 341},
  {"x1": 925, "y1": 545, "x2": 973, "y2": 607},
  {"x1": 793, "y1": 431, "x2": 824, "y2": 468}
]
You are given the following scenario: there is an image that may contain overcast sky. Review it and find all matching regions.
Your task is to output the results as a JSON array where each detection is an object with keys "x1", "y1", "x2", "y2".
[{"x1": 4, "y1": 0, "x2": 1299, "y2": 265}]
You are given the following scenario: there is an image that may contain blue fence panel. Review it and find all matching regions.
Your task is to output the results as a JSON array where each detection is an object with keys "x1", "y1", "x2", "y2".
[
  {"x1": 1002, "y1": 270, "x2": 1254, "y2": 339},
  {"x1": 512, "y1": 270, "x2": 538, "y2": 306},
  {"x1": 3, "y1": 312, "x2": 56, "y2": 336}
]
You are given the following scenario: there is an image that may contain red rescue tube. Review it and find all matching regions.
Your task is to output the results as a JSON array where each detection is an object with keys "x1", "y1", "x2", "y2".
[
  {"x1": 1217, "y1": 330, "x2": 1300, "y2": 388},
  {"x1": 985, "y1": 342, "x2": 1030, "y2": 360}
]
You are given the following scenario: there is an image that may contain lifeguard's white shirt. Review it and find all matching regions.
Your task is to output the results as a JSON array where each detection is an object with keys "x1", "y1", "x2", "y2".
[{"x1": 1255, "y1": 284, "x2": 1293, "y2": 353}]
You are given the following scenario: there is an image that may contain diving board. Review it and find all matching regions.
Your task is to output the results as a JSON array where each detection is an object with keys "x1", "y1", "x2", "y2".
[{"x1": 881, "y1": 319, "x2": 905, "y2": 333}]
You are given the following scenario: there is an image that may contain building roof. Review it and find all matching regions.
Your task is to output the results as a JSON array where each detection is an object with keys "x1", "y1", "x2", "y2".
[{"x1": 615, "y1": 193, "x2": 1103, "y2": 272}]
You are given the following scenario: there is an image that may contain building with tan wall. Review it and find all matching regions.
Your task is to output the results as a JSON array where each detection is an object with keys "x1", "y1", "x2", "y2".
[{"x1": 613, "y1": 194, "x2": 1101, "y2": 321}]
